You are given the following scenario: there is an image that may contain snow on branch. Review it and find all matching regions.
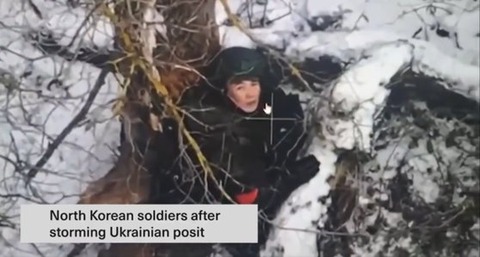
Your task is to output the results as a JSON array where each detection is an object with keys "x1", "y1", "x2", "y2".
[
  {"x1": 411, "y1": 39, "x2": 480, "y2": 101},
  {"x1": 25, "y1": 68, "x2": 109, "y2": 184},
  {"x1": 261, "y1": 43, "x2": 413, "y2": 256},
  {"x1": 284, "y1": 30, "x2": 479, "y2": 102},
  {"x1": 324, "y1": 43, "x2": 413, "y2": 151},
  {"x1": 276, "y1": 29, "x2": 479, "y2": 155},
  {"x1": 28, "y1": 30, "x2": 121, "y2": 71},
  {"x1": 217, "y1": 3, "x2": 478, "y2": 256}
]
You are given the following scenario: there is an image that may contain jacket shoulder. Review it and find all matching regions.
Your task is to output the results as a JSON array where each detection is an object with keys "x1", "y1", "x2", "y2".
[
  {"x1": 178, "y1": 85, "x2": 238, "y2": 134},
  {"x1": 270, "y1": 88, "x2": 304, "y2": 117}
]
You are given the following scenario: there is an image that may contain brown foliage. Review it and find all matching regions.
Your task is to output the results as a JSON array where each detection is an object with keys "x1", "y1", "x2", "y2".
[
  {"x1": 154, "y1": 0, "x2": 220, "y2": 98},
  {"x1": 78, "y1": 98, "x2": 155, "y2": 205},
  {"x1": 111, "y1": 0, "x2": 220, "y2": 100},
  {"x1": 77, "y1": 144, "x2": 151, "y2": 205},
  {"x1": 158, "y1": 68, "x2": 204, "y2": 101},
  {"x1": 329, "y1": 151, "x2": 361, "y2": 227}
]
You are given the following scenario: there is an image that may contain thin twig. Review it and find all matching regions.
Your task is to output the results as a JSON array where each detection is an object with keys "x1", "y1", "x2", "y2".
[{"x1": 25, "y1": 68, "x2": 110, "y2": 185}]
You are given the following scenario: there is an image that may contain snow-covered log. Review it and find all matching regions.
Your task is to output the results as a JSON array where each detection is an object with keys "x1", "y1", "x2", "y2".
[
  {"x1": 263, "y1": 49, "x2": 479, "y2": 256},
  {"x1": 258, "y1": 32, "x2": 478, "y2": 257}
]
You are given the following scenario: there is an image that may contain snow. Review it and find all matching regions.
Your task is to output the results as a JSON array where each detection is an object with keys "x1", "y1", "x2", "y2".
[
  {"x1": 326, "y1": 43, "x2": 412, "y2": 151},
  {"x1": 355, "y1": 102, "x2": 479, "y2": 256},
  {"x1": 411, "y1": 39, "x2": 480, "y2": 100},
  {"x1": 1, "y1": 0, "x2": 479, "y2": 256},
  {"x1": 219, "y1": 26, "x2": 257, "y2": 48},
  {"x1": 44, "y1": 7, "x2": 114, "y2": 50},
  {"x1": 263, "y1": 139, "x2": 336, "y2": 257},
  {"x1": 0, "y1": 2, "x2": 120, "y2": 257},
  {"x1": 216, "y1": 1, "x2": 479, "y2": 256}
]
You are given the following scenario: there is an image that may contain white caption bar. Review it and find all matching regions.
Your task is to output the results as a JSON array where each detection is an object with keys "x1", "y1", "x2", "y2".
[{"x1": 21, "y1": 204, "x2": 258, "y2": 243}]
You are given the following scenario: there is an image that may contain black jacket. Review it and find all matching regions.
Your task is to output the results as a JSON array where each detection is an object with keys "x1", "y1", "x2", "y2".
[
  {"x1": 176, "y1": 81, "x2": 321, "y2": 254},
  {"x1": 119, "y1": 79, "x2": 319, "y2": 256},
  {"x1": 176, "y1": 82, "x2": 309, "y2": 199},
  {"x1": 118, "y1": 83, "x2": 317, "y2": 205}
]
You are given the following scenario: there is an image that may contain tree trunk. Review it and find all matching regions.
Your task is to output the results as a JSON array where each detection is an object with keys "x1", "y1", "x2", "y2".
[
  {"x1": 79, "y1": 0, "x2": 219, "y2": 205},
  {"x1": 77, "y1": 0, "x2": 220, "y2": 256}
]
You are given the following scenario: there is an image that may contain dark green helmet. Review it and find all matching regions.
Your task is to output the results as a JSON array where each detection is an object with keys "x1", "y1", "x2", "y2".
[{"x1": 204, "y1": 47, "x2": 268, "y2": 90}]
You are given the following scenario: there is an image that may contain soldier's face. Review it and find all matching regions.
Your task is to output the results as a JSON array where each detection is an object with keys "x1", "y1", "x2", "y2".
[{"x1": 226, "y1": 78, "x2": 261, "y2": 113}]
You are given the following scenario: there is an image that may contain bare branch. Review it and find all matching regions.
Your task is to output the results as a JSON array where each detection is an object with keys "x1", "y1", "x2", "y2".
[{"x1": 25, "y1": 68, "x2": 110, "y2": 184}]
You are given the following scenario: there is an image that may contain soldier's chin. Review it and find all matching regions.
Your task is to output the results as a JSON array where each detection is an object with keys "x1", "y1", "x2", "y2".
[{"x1": 239, "y1": 103, "x2": 258, "y2": 113}]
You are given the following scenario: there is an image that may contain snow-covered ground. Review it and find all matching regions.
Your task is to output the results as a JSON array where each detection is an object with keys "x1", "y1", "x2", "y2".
[
  {"x1": 0, "y1": 1, "x2": 119, "y2": 256},
  {"x1": 0, "y1": 0, "x2": 478, "y2": 257}
]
